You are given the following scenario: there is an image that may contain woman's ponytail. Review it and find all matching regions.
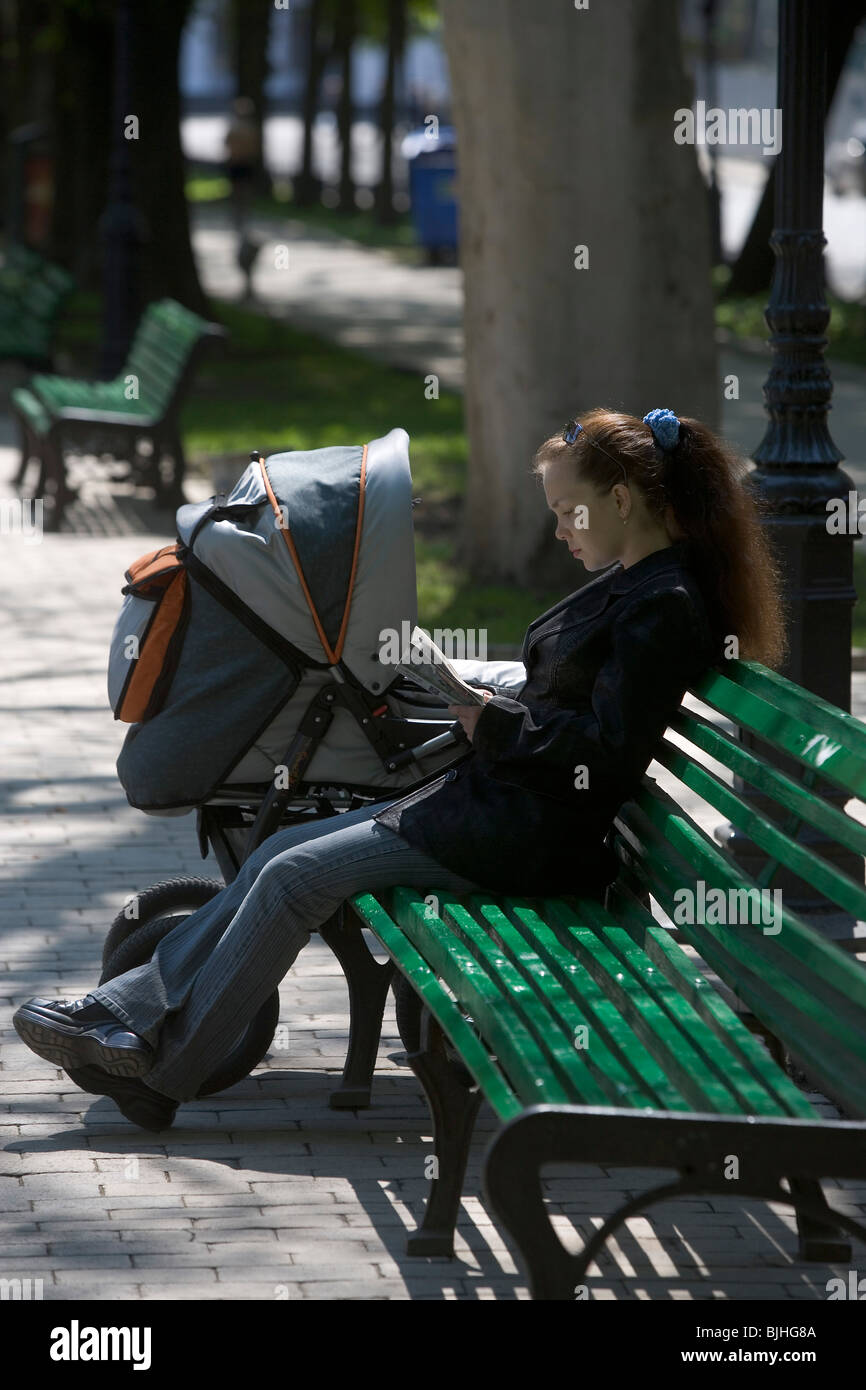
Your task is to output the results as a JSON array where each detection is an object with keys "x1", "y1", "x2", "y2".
[{"x1": 533, "y1": 407, "x2": 788, "y2": 669}]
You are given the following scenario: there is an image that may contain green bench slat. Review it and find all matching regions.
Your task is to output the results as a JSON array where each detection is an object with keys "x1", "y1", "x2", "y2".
[
  {"x1": 629, "y1": 779, "x2": 866, "y2": 1016},
  {"x1": 605, "y1": 887, "x2": 817, "y2": 1118},
  {"x1": 349, "y1": 892, "x2": 523, "y2": 1122},
  {"x1": 654, "y1": 738, "x2": 866, "y2": 922},
  {"x1": 532, "y1": 898, "x2": 753, "y2": 1114},
  {"x1": 474, "y1": 900, "x2": 678, "y2": 1109},
  {"x1": 493, "y1": 897, "x2": 703, "y2": 1111},
  {"x1": 11, "y1": 387, "x2": 52, "y2": 434},
  {"x1": 437, "y1": 898, "x2": 620, "y2": 1106},
  {"x1": 691, "y1": 664, "x2": 866, "y2": 798},
  {"x1": 668, "y1": 708, "x2": 866, "y2": 865},
  {"x1": 716, "y1": 660, "x2": 866, "y2": 761},
  {"x1": 547, "y1": 898, "x2": 798, "y2": 1117},
  {"x1": 616, "y1": 791, "x2": 866, "y2": 1114},
  {"x1": 385, "y1": 889, "x2": 579, "y2": 1106}
]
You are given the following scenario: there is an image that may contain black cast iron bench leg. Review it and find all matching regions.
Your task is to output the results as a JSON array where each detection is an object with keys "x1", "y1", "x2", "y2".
[
  {"x1": 790, "y1": 1175, "x2": 852, "y2": 1262},
  {"x1": 392, "y1": 974, "x2": 482, "y2": 1256},
  {"x1": 319, "y1": 905, "x2": 395, "y2": 1109}
]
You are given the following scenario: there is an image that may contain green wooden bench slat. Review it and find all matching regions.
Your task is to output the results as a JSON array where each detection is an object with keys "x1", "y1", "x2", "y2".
[
  {"x1": 515, "y1": 898, "x2": 731, "y2": 1112},
  {"x1": 668, "y1": 708, "x2": 866, "y2": 864},
  {"x1": 348, "y1": 892, "x2": 523, "y2": 1121},
  {"x1": 691, "y1": 666, "x2": 866, "y2": 797},
  {"x1": 453, "y1": 897, "x2": 663, "y2": 1107},
  {"x1": 472, "y1": 900, "x2": 676, "y2": 1109},
  {"x1": 537, "y1": 896, "x2": 774, "y2": 1115},
  {"x1": 621, "y1": 789, "x2": 865, "y2": 1037},
  {"x1": 653, "y1": 739, "x2": 866, "y2": 923},
  {"x1": 712, "y1": 660, "x2": 866, "y2": 762},
  {"x1": 615, "y1": 793, "x2": 866, "y2": 1113},
  {"x1": 600, "y1": 881, "x2": 818, "y2": 1118},
  {"x1": 581, "y1": 912, "x2": 796, "y2": 1117},
  {"x1": 611, "y1": 833, "x2": 866, "y2": 1118},
  {"x1": 386, "y1": 888, "x2": 577, "y2": 1106},
  {"x1": 437, "y1": 899, "x2": 620, "y2": 1106},
  {"x1": 629, "y1": 779, "x2": 866, "y2": 1014}
]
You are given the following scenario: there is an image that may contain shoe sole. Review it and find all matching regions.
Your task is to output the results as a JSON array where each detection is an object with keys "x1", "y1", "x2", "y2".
[
  {"x1": 67, "y1": 1065, "x2": 178, "y2": 1132},
  {"x1": 13, "y1": 1012, "x2": 152, "y2": 1079}
]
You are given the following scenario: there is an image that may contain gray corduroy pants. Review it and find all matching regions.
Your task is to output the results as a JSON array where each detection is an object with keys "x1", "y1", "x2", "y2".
[{"x1": 91, "y1": 800, "x2": 483, "y2": 1102}]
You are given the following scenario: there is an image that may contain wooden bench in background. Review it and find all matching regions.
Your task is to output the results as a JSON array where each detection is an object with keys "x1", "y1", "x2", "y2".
[{"x1": 11, "y1": 297, "x2": 225, "y2": 529}]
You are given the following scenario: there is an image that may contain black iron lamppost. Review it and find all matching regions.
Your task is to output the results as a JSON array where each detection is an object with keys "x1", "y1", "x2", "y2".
[
  {"x1": 718, "y1": 0, "x2": 860, "y2": 936},
  {"x1": 703, "y1": 0, "x2": 722, "y2": 265},
  {"x1": 99, "y1": 0, "x2": 143, "y2": 380}
]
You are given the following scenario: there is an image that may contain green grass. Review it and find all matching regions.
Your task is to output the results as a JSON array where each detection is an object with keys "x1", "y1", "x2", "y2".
[
  {"x1": 181, "y1": 302, "x2": 466, "y2": 501},
  {"x1": 713, "y1": 266, "x2": 866, "y2": 368}
]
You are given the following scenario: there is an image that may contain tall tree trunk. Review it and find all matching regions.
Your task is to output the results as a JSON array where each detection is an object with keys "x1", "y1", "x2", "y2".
[
  {"x1": 294, "y1": 0, "x2": 326, "y2": 206},
  {"x1": 229, "y1": 0, "x2": 272, "y2": 195},
  {"x1": 440, "y1": 0, "x2": 718, "y2": 588},
  {"x1": 48, "y1": 3, "x2": 113, "y2": 285},
  {"x1": 724, "y1": 0, "x2": 864, "y2": 297},
  {"x1": 130, "y1": 0, "x2": 208, "y2": 314},
  {"x1": 335, "y1": 0, "x2": 357, "y2": 213},
  {"x1": 375, "y1": 0, "x2": 407, "y2": 224}
]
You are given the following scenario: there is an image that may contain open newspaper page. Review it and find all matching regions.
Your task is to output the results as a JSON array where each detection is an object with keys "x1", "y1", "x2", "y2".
[{"x1": 395, "y1": 626, "x2": 487, "y2": 706}]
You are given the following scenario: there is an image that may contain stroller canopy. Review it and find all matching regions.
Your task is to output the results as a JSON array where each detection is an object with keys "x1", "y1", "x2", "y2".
[{"x1": 177, "y1": 427, "x2": 418, "y2": 691}]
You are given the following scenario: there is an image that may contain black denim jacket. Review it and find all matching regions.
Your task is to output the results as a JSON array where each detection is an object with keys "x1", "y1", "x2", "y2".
[{"x1": 373, "y1": 541, "x2": 723, "y2": 895}]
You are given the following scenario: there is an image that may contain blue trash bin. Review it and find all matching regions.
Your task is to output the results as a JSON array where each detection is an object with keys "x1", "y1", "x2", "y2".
[{"x1": 401, "y1": 126, "x2": 458, "y2": 264}]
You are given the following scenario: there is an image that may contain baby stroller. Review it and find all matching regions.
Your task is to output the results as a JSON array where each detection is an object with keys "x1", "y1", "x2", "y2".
[{"x1": 86, "y1": 429, "x2": 526, "y2": 1102}]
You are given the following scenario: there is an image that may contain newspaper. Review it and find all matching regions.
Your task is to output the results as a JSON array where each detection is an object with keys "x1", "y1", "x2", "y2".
[{"x1": 395, "y1": 626, "x2": 487, "y2": 706}]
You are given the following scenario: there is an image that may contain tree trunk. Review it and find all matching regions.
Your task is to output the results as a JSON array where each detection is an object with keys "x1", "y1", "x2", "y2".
[
  {"x1": 439, "y1": 0, "x2": 718, "y2": 588},
  {"x1": 375, "y1": 0, "x2": 407, "y2": 224},
  {"x1": 48, "y1": 3, "x2": 113, "y2": 285},
  {"x1": 294, "y1": 0, "x2": 326, "y2": 206},
  {"x1": 229, "y1": 0, "x2": 272, "y2": 195},
  {"x1": 335, "y1": 0, "x2": 357, "y2": 214},
  {"x1": 129, "y1": 0, "x2": 208, "y2": 314},
  {"x1": 723, "y1": 0, "x2": 864, "y2": 297}
]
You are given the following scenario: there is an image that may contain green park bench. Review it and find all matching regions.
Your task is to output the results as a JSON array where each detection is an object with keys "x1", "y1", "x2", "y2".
[
  {"x1": 0, "y1": 242, "x2": 75, "y2": 369},
  {"x1": 329, "y1": 657, "x2": 866, "y2": 1299},
  {"x1": 11, "y1": 297, "x2": 226, "y2": 529}
]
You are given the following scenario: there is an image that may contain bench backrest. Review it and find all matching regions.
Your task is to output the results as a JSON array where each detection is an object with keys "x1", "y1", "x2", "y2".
[
  {"x1": 608, "y1": 659, "x2": 866, "y2": 1118},
  {"x1": 124, "y1": 298, "x2": 223, "y2": 416},
  {"x1": 1, "y1": 244, "x2": 74, "y2": 319}
]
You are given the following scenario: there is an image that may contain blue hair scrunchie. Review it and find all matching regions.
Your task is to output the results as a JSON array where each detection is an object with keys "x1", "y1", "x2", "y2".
[
  {"x1": 563, "y1": 419, "x2": 583, "y2": 445},
  {"x1": 643, "y1": 408, "x2": 681, "y2": 452}
]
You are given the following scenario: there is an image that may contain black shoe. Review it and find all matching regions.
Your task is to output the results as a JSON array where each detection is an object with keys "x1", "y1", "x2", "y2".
[
  {"x1": 67, "y1": 1064, "x2": 178, "y2": 1132},
  {"x1": 13, "y1": 995, "x2": 153, "y2": 1078}
]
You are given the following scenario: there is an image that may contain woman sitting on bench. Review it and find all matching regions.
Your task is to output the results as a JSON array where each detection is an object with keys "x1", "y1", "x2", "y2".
[{"x1": 13, "y1": 406, "x2": 786, "y2": 1130}]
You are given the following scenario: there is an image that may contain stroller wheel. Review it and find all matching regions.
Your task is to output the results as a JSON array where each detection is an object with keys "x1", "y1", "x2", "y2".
[
  {"x1": 73, "y1": 877, "x2": 281, "y2": 1100},
  {"x1": 101, "y1": 877, "x2": 224, "y2": 972}
]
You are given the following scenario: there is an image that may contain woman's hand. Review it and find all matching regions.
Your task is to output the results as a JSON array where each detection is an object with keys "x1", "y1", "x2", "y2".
[{"x1": 448, "y1": 690, "x2": 493, "y2": 742}]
